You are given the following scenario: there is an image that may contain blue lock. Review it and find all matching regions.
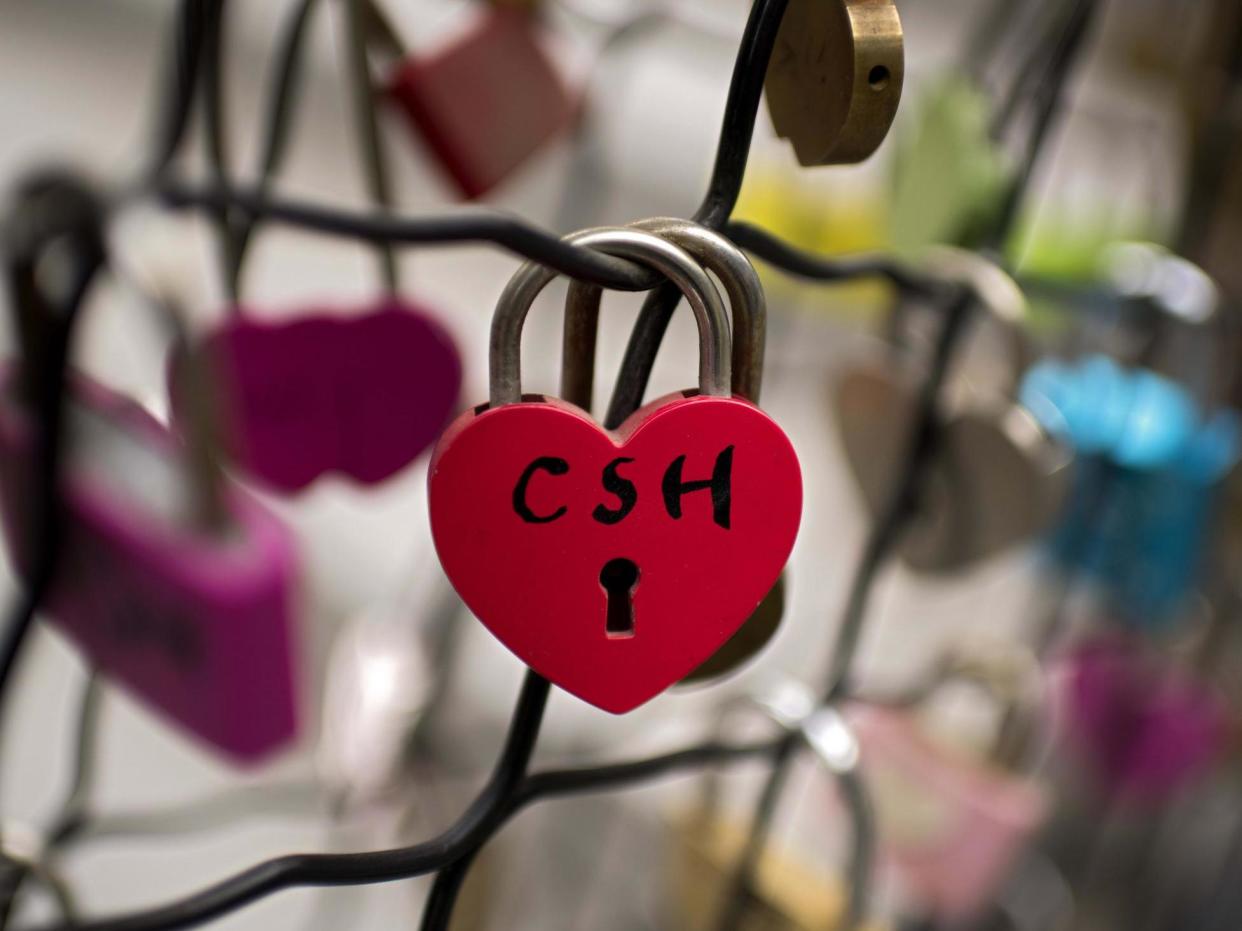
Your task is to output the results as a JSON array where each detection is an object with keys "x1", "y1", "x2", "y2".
[{"x1": 1022, "y1": 355, "x2": 1240, "y2": 628}]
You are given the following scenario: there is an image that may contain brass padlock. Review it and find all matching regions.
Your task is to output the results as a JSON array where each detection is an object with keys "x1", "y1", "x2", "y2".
[
  {"x1": 669, "y1": 684, "x2": 880, "y2": 931},
  {"x1": 680, "y1": 574, "x2": 786, "y2": 684},
  {"x1": 764, "y1": 0, "x2": 904, "y2": 166},
  {"x1": 834, "y1": 249, "x2": 1072, "y2": 574}
]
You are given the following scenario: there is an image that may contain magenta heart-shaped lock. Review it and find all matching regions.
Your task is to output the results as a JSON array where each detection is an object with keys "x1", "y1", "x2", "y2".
[
  {"x1": 1061, "y1": 635, "x2": 1227, "y2": 801},
  {"x1": 171, "y1": 299, "x2": 461, "y2": 492},
  {"x1": 428, "y1": 392, "x2": 802, "y2": 714}
]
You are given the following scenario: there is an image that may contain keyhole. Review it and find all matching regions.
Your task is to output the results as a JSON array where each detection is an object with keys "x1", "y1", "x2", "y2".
[{"x1": 600, "y1": 558, "x2": 640, "y2": 639}]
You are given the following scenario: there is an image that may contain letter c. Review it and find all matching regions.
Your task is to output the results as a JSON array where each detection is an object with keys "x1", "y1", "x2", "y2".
[{"x1": 513, "y1": 457, "x2": 570, "y2": 523}]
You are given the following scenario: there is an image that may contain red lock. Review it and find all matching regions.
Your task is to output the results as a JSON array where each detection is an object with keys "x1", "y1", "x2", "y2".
[
  {"x1": 385, "y1": 7, "x2": 579, "y2": 200},
  {"x1": 428, "y1": 225, "x2": 802, "y2": 713}
]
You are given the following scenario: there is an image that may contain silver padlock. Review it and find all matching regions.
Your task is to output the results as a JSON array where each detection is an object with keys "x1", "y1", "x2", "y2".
[{"x1": 834, "y1": 248, "x2": 1072, "y2": 573}]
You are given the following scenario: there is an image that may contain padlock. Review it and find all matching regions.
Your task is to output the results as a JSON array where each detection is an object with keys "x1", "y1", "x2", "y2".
[
  {"x1": 847, "y1": 643, "x2": 1049, "y2": 923},
  {"x1": 1059, "y1": 633, "x2": 1228, "y2": 802},
  {"x1": 1023, "y1": 244, "x2": 1240, "y2": 626},
  {"x1": 764, "y1": 0, "x2": 904, "y2": 167},
  {"x1": 672, "y1": 682, "x2": 876, "y2": 931},
  {"x1": 385, "y1": 7, "x2": 579, "y2": 200},
  {"x1": 428, "y1": 226, "x2": 802, "y2": 713},
  {"x1": 1025, "y1": 355, "x2": 1240, "y2": 626},
  {"x1": 0, "y1": 181, "x2": 299, "y2": 762},
  {"x1": 168, "y1": 298, "x2": 462, "y2": 493},
  {"x1": 559, "y1": 217, "x2": 785, "y2": 684},
  {"x1": 834, "y1": 248, "x2": 1073, "y2": 573}
]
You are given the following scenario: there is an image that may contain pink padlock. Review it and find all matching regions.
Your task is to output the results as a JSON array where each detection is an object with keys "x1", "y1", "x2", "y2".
[
  {"x1": 0, "y1": 368, "x2": 300, "y2": 763},
  {"x1": 846, "y1": 703, "x2": 1048, "y2": 922}
]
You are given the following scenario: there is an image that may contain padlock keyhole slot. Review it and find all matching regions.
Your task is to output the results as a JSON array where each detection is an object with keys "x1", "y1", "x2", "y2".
[{"x1": 600, "y1": 558, "x2": 640, "y2": 639}]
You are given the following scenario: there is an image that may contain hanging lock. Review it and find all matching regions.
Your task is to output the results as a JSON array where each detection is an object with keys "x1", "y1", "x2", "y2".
[
  {"x1": 1060, "y1": 634, "x2": 1228, "y2": 803},
  {"x1": 559, "y1": 218, "x2": 786, "y2": 684},
  {"x1": 428, "y1": 226, "x2": 802, "y2": 713},
  {"x1": 385, "y1": 6, "x2": 579, "y2": 200},
  {"x1": 764, "y1": 0, "x2": 904, "y2": 167},
  {"x1": 834, "y1": 248, "x2": 1073, "y2": 573},
  {"x1": 673, "y1": 682, "x2": 874, "y2": 931},
  {"x1": 169, "y1": 298, "x2": 461, "y2": 493},
  {"x1": 0, "y1": 178, "x2": 299, "y2": 762},
  {"x1": 849, "y1": 643, "x2": 1049, "y2": 923}
]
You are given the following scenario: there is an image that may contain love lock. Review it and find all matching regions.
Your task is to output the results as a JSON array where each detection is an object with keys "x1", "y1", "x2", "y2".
[
  {"x1": 0, "y1": 178, "x2": 298, "y2": 762},
  {"x1": 764, "y1": 0, "x2": 904, "y2": 167},
  {"x1": 834, "y1": 248, "x2": 1072, "y2": 573},
  {"x1": 559, "y1": 218, "x2": 785, "y2": 684},
  {"x1": 170, "y1": 298, "x2": 461, "y2": 493},
  {"x1": 428, "y1": 226, "x2": 802, "y2": 713}
]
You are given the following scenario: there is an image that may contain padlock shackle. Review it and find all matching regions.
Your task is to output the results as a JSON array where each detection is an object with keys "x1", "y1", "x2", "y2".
[
  {"x1": 866, "y1": 641, "x2": 1047, "y2": 769},
  {"x1": 913, "y1": 246, "x2": 1032, "y2": 396},
  {"x1": 561, "y1": 218, "x2": 765, "y2": 412},
  {"x1": 490, "y1": 227, "x2": 731, "y2": 407},
  {"x1": 698, "y1": 682, "x2": 874, "y2": 931},
  {"x1": 1102, "y1": 241, "x2": 1232, "y2": 411},
  {"x1": 3, "y1": 174, "x2": 228, "y2": 532}
]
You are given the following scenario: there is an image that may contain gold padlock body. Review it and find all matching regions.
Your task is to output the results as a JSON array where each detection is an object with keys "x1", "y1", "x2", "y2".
[
  {"x1": 670, "y1": 811, "x2": 886, "y2": 931},
  {"x1": 765, "y1": 0, "x2": 904, "y2": 166},
  {"x1": 680, "y1": 574, "x2": 786, "y2": 685}
]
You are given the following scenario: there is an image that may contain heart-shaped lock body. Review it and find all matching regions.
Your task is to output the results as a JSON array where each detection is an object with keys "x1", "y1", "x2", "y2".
[
  {"x1": 171, "y1": 299, "x2": 461, "y2": 492},
  {"x1": 429, "y1": 228, "x2": 801, "y2": 713},
  {"x1": 386, "y1": 8, "x2": 579, "y2": 200},
  {"x1": 0, "y1": 370, "x2": 299, "y2": 762},
  {"x1": 834, "y1": 249, "x2": 1071, "y2": 573}
]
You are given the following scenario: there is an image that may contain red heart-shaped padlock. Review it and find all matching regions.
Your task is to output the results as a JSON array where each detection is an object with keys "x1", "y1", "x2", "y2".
[{"x1": 429, "y1": 227, "x2": 801, "y2": 712}]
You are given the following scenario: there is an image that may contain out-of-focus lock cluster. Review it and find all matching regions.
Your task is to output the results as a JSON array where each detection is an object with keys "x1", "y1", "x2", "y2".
[{"x1": 0, "y1": 0, "x2": 1240, "y2": 930}]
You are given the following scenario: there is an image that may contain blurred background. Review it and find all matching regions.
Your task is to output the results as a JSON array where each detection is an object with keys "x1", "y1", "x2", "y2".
[{"x1": 0, "y1": 0, "x2": 1240, "y2": 928}]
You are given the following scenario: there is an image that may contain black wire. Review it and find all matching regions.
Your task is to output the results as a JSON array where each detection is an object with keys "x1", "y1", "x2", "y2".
[
  {"x1": 30, "y1": 730, "x2": 776, "y2": 931},
  {"x1": 341, "y1": 0, "x2": 398, "y2": 290},
  {"x1": 713, "y1": 731, "x2": 799, "y2": 931},
  {"x1": 148, "y1": 1, "x2": 209, "y2": 180},
  {"x1": 603, "y1": 0, "x2": 790, "y2": 430},
  {"x1": 154, "y1": 179, "x2": 664, "y2": 290},
  {"x1": 200, "y1": 0, "x2": 243, "y2": 302},
  {"x1": 231, "y1": 0, "x2": 322, "y2": 292},
  {"x1": 987, "y1": 0, "x2": 1098, "y2": 252},
  {"x1": 724, "y1": 221, "x2": 949, "y2": 298},
  {"x1": 0, "y1": 672, "x2": 101, "y2": 929},
  {"x1": 0, "y1": 178, "x2": 107, "y2": 734}
]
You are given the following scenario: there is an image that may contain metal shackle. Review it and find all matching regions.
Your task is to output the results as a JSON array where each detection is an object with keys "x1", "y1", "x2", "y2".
[
  {"x1": 490, "y1": 227, "x2": 731, "y2": 407},
  {"x1": 1103, "y1": 241, "x2": 1232, "y2": 409},
  {"x1": 561, "y1": 218, "x2": 766, "y2": 411},
  {"x1": 923, "y1": 245, "x2": 1032, "y2": 395},
  {"x1": 700, "y1": 682, "x2": 873, "y2": 931},
  {"x1": 5, "y1": 174, "x2": 226, "y2": 530}
]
